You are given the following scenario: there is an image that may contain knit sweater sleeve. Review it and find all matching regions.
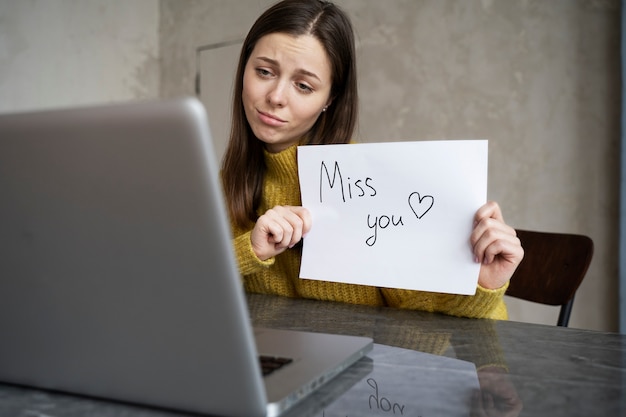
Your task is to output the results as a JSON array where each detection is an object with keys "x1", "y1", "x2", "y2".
[
  {"x1": 232, "y1": 228, "x2": 274, "y2": 276},
  {"x1": 380, "y1": 282, "x2": 509, "y2": 320}
]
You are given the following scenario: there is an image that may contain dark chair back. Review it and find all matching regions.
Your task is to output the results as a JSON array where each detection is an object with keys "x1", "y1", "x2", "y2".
[{"x1": 506, "y1": 229, "x2": 594, "y2": 327}]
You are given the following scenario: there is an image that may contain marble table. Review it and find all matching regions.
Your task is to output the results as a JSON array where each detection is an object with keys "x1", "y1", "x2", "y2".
[{"x1": 1, "y1": 293, "x2": 625, "y2": 417}]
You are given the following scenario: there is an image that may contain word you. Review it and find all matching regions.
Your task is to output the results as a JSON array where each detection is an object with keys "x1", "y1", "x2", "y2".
[
  {"x1": 322, "y1": 378, "x2": 419, "y2": 417},
  {"x1": 366, "y1": 192, "x2": 434, "y2": 246},
  {"x1": 368, "y1": 378, "x2": 405, "y2": 414},
  {"x1": 317, "y1": 160, "x2": 434, "y2": 247}
]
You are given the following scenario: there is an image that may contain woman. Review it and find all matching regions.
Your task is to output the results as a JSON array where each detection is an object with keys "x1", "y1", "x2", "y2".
[{"x1": 221, "y1": 0, "x2": 524, "y2": 319}]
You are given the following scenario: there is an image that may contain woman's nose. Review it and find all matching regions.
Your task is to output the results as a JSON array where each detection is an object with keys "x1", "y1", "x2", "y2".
[{"x1": 267, "y1": 81, "x2": 287, "y2": 107}]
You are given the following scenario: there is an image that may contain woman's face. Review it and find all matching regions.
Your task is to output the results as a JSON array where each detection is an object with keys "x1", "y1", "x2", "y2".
[{"x1": 242, "y1": 32, "x2": 333, "y2": 153}]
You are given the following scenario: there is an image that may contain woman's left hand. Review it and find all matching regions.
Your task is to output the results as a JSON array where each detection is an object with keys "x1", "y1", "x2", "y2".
[{"x1": 470, "y1": 201, "x2": 524, "y2": 290}]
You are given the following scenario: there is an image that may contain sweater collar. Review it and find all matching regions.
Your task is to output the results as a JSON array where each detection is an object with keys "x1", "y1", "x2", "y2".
[{"x1": 264, "y1": 143, "x2": 299, "y2": 180}]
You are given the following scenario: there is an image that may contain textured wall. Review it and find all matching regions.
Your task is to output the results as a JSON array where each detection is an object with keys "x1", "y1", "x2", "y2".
[
  {"x1": 0, "y1": 0, "x2": 160, "y2": 113},
  {"x1": 161, "y1": 0, "x2": 620, "y2": 331}
]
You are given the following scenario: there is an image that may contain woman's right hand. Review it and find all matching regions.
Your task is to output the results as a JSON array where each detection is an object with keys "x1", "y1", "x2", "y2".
[{"x1": 251, "y1": 206, "x2": 312, "y2": 261}]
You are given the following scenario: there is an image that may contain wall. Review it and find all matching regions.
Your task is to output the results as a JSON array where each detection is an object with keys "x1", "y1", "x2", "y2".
[
  {"x1": 160, "y1": 0, "x2": 621, "y2": 332},
  {"x1": 0, "y1": 0, "x2": 159, "y2": 113}
]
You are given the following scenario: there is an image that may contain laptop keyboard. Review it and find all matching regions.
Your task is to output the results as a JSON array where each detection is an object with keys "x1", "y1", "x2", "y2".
[{"x1": 259, "y1": 355, "x2": 293, "y2": 376}]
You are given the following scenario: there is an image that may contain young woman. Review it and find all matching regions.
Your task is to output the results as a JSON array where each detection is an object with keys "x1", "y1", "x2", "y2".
[{"x1": 221, "y1": 0, "x2": 524, "y2": 319}]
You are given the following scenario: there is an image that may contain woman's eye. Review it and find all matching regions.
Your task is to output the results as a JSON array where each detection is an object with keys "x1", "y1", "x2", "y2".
[
  {"x1": 256, "y1": 68, "x2": 273, "y2": 78},
  {"x1": 296, "y1": 83, "x2": 313, "y2": 93}
]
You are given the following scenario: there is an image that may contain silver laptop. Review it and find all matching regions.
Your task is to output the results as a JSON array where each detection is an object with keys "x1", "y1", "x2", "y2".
[{"x1": 0, "y1": 97, "x2": 372, "y2": 417}]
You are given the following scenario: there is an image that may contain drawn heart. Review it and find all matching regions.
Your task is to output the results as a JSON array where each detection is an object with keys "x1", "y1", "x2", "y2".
[{"x1": 408, "y1": 192, "x2": 434, "y2": 219}]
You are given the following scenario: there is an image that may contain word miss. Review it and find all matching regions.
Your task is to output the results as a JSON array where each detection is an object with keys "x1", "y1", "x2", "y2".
[{"x1": 319, "y1": 161, "x2": 377, "y2": 203}]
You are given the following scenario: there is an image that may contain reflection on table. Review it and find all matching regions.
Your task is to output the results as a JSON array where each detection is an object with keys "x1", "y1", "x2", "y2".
[
  {"x1": 1, "y1": 292, "x2": 625, "y2": 417},
  {"x1": 248, "y1": 293, "x2": 626, "y2": 417}
]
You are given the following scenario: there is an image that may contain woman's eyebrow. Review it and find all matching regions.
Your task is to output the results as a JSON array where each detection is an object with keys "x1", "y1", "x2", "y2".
[{"x1": 255, "y1": 56, "x2": 321, "y2": 82}]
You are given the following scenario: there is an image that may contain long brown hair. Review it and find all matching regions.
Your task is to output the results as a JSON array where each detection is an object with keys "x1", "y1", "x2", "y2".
[{"x1": 221, "y1": 0, "x2": 358, "y2": 228}]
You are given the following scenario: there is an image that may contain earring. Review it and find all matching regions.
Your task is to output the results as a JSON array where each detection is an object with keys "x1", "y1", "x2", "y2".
[{"x1": 322, "y1": 106, "x2": 328, "y2": 112}]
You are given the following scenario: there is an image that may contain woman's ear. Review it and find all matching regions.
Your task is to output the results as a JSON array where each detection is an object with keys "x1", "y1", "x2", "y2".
[{"x1": 322, "y1": 97, "x2": 334, "y2": 112}]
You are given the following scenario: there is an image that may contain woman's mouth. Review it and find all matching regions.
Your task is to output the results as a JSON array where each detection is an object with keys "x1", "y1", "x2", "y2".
[{"x1": 257, "y1": 110, "x2": 286, "y2": 127}]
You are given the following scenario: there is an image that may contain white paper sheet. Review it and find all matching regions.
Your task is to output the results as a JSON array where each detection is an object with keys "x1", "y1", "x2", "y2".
[{"x1": 297, "y1": 140, "x2": 488, "y2": 295}]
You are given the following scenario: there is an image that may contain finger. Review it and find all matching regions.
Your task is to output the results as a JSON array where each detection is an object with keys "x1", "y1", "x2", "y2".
[
  {"x1": 250, "y1": 217, "x2": 288, "y2": 260},
  {"x1": 471, "y1": 219, "x2": 517, "y2": 262},
  {"x1": 471, "y1": 201, "x2": 511, "y2": 263},
  {"x1": 268, "y1": 206, "x2": 310, "y2": 248},
  {"x1": 471, "y1": 216, "x2": 515, "y2": 246},
  {"x1": 264, "y1": 209, "x2": 297, "y2": 249},
  {"x1": 484, "y1": 239, "x2": 522, "y2": 266},
  {"x1": 473, "y1": 227, "x2": 521, "y2": 265},
  {"x1": 286, "y1": 206, "x2": 312, "y2": 236},
  {"x1": 474, "y1": 201, "x2": 504, "y2": 226},
  {"x1": 264, "y1": 219, "x2": 289, "y2": 247},
  {"x1": 255, "y1": 217, "x2": 288, "y2": 252}
]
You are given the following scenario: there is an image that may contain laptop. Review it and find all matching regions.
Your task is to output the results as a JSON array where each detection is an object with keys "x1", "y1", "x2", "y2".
[{"x1": 0, "y1": 97, "x2": 373, "y2": 417}]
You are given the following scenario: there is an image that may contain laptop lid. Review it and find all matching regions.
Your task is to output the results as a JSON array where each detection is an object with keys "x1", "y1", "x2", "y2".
[{"x1": 0, "y1": 97, "x2": 372, "y2": 417}]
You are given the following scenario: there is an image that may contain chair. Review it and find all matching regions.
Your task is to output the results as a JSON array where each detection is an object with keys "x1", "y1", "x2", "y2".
[{"x1": 505, "y1": 229, "x2": 594, "y2": 327}]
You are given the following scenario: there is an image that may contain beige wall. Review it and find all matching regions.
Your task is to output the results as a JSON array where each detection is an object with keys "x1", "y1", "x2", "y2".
[
  {"x1": 0, "y1": 0, "x2": 159, "y2": 113},
  {"x1": 161, "y1": 0, "x2": 621, "y2": 332},
  {"x1": 1, "y1": 0, "x2": 620, "y2": 332}
]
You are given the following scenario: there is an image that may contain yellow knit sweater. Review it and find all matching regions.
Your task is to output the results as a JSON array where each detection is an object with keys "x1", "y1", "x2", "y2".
[{"x1": 231, "y1": 144, "x2": 508, "y2": 320}]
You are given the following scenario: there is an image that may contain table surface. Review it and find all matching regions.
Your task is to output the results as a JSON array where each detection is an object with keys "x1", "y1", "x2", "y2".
[{"x1": 2, "y1": 293, "x2": 625, "y2": 417}]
